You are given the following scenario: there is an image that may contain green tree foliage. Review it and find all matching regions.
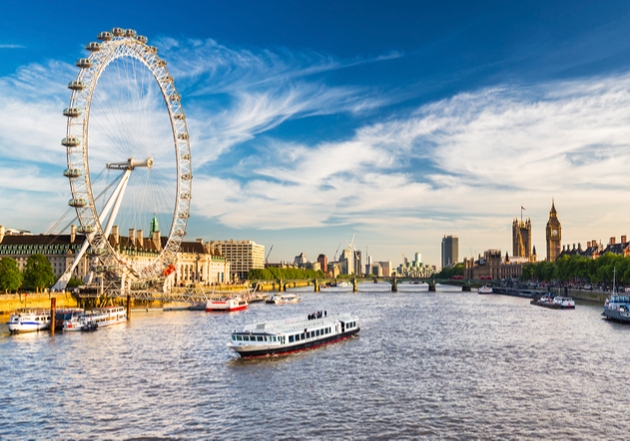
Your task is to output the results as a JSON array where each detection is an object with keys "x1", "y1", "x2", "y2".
[
  {"x1": 521, "y1": 252, "x2": 630, "y2": 284},
  {"x1": 67, "y1": 277, "x2": 83, "y2": 288},
  {"x1": 248, "y1": 267, "x2": 325, "y2": 280},
  {"x1": 435, "y1": 263, "x2": 464, "y2": 279},
  {"x1": 0, "y1": 257, "x2": 23, "y2": 293},
  {"x1": 22, "y1": 254, "x2": 55, "y2": 292}
]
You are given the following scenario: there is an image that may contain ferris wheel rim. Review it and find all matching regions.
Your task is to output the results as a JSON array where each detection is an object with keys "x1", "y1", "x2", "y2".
[{"x1": 63, "y1": 28, "x2": 192, "y2": 280}]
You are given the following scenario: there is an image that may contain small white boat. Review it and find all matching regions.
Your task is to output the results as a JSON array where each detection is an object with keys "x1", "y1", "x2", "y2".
[
  {"x1": 265, "y1": 293, "x2": 301, "y2": 304},
  {"x1": 478, "y1": 285, "x2": 493, "y2": 294},
  {"x1": 7, "y1": 309, "x2": 51, "y2": 333},
  {"x1": 552, "y1": 296, "x2": 575, "y2": 309},
  {"x1": 228, "y1": 313, "x2": 360, "y2": 358},
  {"x1": 206, "y1": 297, "x2": 248, "y2": 312}
]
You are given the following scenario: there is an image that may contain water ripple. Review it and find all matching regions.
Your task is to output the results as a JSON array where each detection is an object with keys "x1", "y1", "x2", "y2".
[{"x1": 2, "y1": 285, "x2": 630, "y2": 439}]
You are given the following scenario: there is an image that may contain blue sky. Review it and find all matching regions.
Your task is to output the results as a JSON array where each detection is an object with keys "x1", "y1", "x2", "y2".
[{"x1": 2, "y1": 0, "x2": 630, "y2": 267}]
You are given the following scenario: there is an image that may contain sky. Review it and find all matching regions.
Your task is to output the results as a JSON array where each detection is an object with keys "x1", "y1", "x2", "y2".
[{"x1": 2, "y1": 0, "x2": 630, "y2": 267}]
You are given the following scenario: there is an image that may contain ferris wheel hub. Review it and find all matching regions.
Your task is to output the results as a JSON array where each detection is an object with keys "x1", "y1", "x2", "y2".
[{"x1": 106, "y1": 157, "x2": 153, "y2": 170}]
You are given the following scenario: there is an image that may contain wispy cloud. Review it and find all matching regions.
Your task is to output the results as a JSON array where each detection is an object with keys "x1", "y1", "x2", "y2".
[
  {"x1": 191, "y1": 70, "x2": 630, "y2": 259},
  {"x1": 0, "y1": 44, "x2": 25, "y2": 49},
  {"x1": 156, "y1": 38, "x2": 395, "y2": 165}
]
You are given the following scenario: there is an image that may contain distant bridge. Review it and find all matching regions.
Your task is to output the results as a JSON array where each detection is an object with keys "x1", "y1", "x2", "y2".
[{"x1": 250, "y1": 276, "x2": 477, "y2": 293}]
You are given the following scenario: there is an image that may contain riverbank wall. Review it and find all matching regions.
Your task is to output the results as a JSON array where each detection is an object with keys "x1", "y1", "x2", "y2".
[{"x1": 0, "y1": 292, "x2": 79, "y2": 315}]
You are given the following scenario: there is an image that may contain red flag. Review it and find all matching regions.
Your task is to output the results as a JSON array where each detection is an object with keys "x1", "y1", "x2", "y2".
[{"x1": 521, "y1": 205, "x2": 526, "y2": 210}]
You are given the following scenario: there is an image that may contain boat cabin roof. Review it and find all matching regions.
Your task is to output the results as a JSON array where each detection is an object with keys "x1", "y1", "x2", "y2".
[{"x1": 238, "y1": 313, "x2": 355, "y2": 334}]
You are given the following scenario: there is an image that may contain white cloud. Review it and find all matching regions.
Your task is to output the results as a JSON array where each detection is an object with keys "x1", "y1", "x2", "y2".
[{"x1": 191, "y1": 71, "x2": 630, "y2": 263}]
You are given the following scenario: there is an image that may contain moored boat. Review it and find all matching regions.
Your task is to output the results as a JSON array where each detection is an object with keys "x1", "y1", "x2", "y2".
[
  {"x1": 7, "y1": 309, "x2": 51, "y2": 333},
  {"x1": 603, "y1": 295, "x2": 630, "y2": 323},
  {"x1": 228, "y1": 313, "x2": 360, "y2": 358},
  {"x1": 54, "y1": 308, "x2": 84, "y2": 330},
  {"x1": 478, "y1": 285, "x2": 493, "y2": 294},
  {"x1": 265, "y1": 293, "x2": 301, "y2": 304},
  {"x1": 63, "y1": 306, "x2": 126, "y2": 331},
  {"x1": 206, "y1": 297, "x2": 248, "y2": 312},
  {"x1": 531, "y1": 294, "x2": 575, "y2": 309}
]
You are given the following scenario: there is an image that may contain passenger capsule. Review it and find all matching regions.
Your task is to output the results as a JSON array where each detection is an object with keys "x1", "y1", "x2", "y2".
[
  {"x1": 68, "y1": 198, "x2": 87, "y2": 208},
  {"x1": 97, "y1": 31, "x2": 112, "y2": 41},
  {"x1": 181, "y1": 173, "x2": 192, "y2": 181},
  {"x1": 68, "y1": 81, "x2": 85, "y2": 91},
  {"x1": 177, "y1": 133, "x2": 189, "y2": 140},
  {"x1": 63, "y1": 168, "x2": 82, "y2": 178},
  {"x1": 156, "y1": 59, "x2": 167, "y2": 67},
  {"x1": 125, "y1": 29, "x2": 137, "y2": 37},
  {"x1": 169, "y1": 93, "x2": 180, "y2": 102},
  {"x1": 181, "y1": 152, "x2": 191, "y2": 160},
  {"x1": 112, "y1": 27, "x2": 124, "y2": 37},
  {"x1": 61, "y1": 137, "x2": 80, "y2": 147},
  {"x1": 180, "y1": 192, "x2": 191, "y2": 200},
  {"x1": 86, "y1": 42, "x2": 101, "y2": 52},
  {"x1": 136, "y1": 35, "x2": 148, "y2": 44},
  {"x1": 77, "y1": 225, "x2": 95, "y2": 234},
  {"x1": 178, "y1": 211, "x2": 190, "y2": 218},
  {"x1": 76, "y1": 58, "x2": 93, "y2": 69},
  {"x1": 174, "y1": 114, "x2": 186, "y2": 120},
  {"x1": 147, "y1": 46, "x2": 158, "y2": 54},
  {"x1": 63, "y1": 108, "x2": 82, "y2": 118}
]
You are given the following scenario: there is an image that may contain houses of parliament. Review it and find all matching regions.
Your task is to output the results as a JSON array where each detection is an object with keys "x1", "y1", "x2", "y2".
[{"x1": 464, "y1": 201, "x2": 562, "y2": 280}]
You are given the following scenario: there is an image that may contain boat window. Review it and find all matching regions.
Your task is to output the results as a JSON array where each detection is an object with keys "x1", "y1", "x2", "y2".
[
  {"x1": 256, "y1": 336, "x2": 263, "y2": 342},
  {"x1": 289, "y1": 335, "x2": 294, "y2": 343},
  {"x1": 243, "y1": 336, "x2": 249, "y2": 342},
  {"x1": 236, "y1": 335, "x2": 242, "y2": 341}
]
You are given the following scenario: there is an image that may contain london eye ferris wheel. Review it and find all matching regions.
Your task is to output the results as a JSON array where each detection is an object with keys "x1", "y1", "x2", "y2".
[{"x1": 59, "y1": 27, "x2": 192, "y2": 288}]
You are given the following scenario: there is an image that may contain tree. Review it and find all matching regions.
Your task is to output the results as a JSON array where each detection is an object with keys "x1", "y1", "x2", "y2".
[
  {"x1": 0, "y1": 257, "x2": 23, "y2": 293},
  {"x1": 22, "y1": 254, "x2": 55, "y2": 292}
]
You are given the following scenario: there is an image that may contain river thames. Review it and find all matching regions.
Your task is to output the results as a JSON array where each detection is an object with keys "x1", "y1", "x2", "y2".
[{"x1": 2, "y1": 283, "x2": 629, "y2": 440}]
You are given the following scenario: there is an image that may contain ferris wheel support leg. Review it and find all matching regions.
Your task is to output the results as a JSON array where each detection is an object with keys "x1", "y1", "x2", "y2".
[
  {"x1": 102, "y1": 170, "x2": 131, "y2": 239},
  {"x1": 53, "y1": 171, "x2": 133, "y2": 292}
]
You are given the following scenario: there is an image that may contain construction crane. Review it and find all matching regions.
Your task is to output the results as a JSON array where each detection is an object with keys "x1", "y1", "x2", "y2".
[
  {"x1": 333, "y1": 242, "x2": 341, "y2": 261},
  {"x1": 265, "y1": 244, "x2": 274, "y2": 264},
  {"x1": 347, "y1": 233, "x2": 356, "y2": 253}
]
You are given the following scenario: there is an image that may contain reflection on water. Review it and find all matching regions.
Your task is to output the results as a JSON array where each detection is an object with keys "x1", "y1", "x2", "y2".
[{"x1": 2, "y1": 283, "x2": 630, "y2": 439}]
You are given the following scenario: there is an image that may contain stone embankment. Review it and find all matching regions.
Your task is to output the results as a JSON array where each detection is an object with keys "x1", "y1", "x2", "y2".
[{"x1": 0, "y1": 292, "x2": 79, "y2": 315}]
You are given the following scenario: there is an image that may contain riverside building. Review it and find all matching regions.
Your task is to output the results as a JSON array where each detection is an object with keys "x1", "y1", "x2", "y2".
[
  {"x1": 206, "y1": 239, "x2": 265, "y2": 281},
  {"x1": 441, "y1": 235, "x2": 459, "y2": 269},
  {"x1": 0, "y1": 224, "x2": 230, "y2": 289}
]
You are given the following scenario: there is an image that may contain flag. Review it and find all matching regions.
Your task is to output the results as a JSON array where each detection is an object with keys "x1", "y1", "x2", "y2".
[{"x1": 521, "y1": 205, "x2": 526, "y2": 210}]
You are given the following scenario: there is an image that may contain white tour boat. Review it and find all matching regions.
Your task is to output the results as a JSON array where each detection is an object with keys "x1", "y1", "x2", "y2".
[
  {"x1": 265, "y1": 293, "x2": 301, "y2": 304},
  {"x1": 552, "y1": 296, "x2": 575, "y2": 309},
  {"x1": 228, "y1": 313, "x2": 360, "y2": 358},
  {"x1": 478, "y1": 285, "x2": 493, "y2": 294},
  {"x1": 63, "y1": 306, "x2": 127, "y2": 331},
  {"x1": 7, "y1": 309, "x2": 52, "y2": 333},
  {"x1": 206, "y1": 297, "x2": 248, "y2": 312}
]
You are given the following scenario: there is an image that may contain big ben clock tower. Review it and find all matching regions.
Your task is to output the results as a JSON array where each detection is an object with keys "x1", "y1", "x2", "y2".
[{"x1": 546, "y1": 200, "x2": 561, "y2": 262}]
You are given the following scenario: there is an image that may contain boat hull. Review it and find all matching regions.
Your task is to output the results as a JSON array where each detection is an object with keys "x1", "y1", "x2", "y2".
[
  {"x1": 205, "y1": 298, "x2": 248, "y2": 312},
  {"x1": 231, "y1": 328, "x2": 360, "y2": 358},
  {"x1": 531, "y1": 301, "x2": 575, "y2": 309},
  {"x1": 603, "y1": 308, "x2": 630, "y2": 323},
  {"x1": 7, "y1": 322, "x2": 50, "y2": 333}
]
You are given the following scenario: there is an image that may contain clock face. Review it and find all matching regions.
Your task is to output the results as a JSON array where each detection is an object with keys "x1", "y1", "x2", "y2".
[{"x1": 552, "y1": 229, "x2": 558, "y2": 237}]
